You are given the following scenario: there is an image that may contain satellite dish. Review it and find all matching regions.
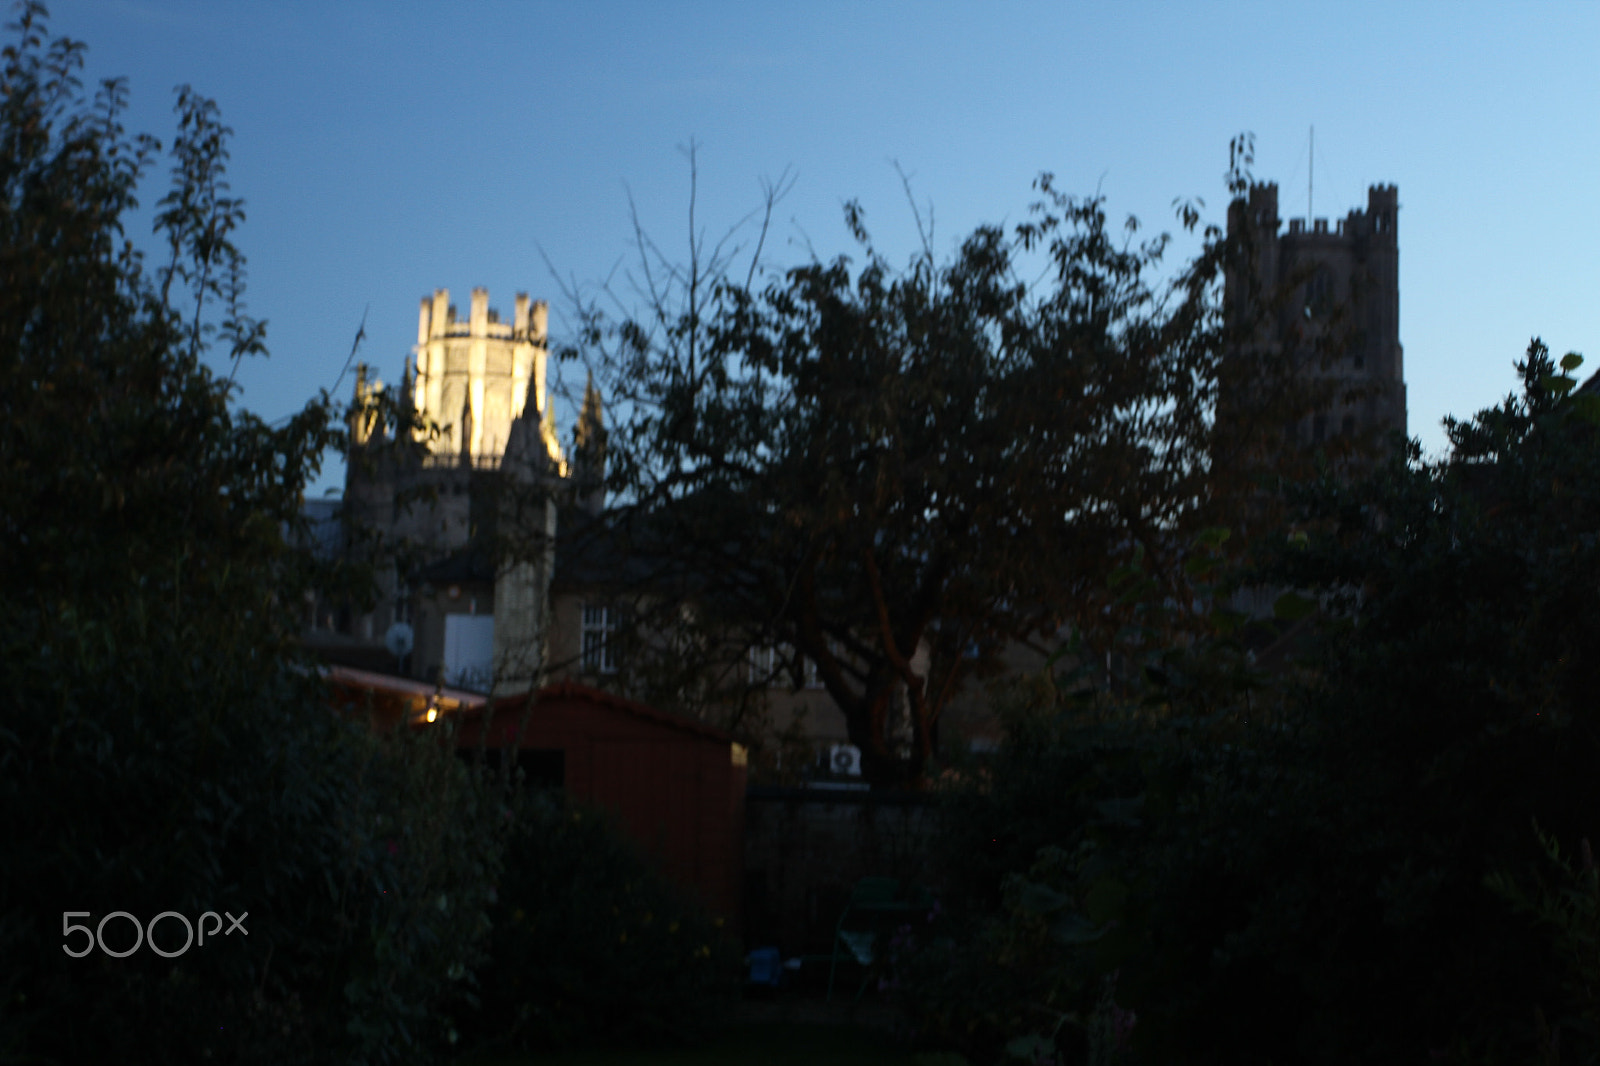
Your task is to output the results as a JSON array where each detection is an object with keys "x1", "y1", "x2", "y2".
[
  {"x1": 385, "y1": 622, "x2": 414, "y2": 659},
  {"x1": 828, "y1": 744, "x2": 862, "y2": 777}
]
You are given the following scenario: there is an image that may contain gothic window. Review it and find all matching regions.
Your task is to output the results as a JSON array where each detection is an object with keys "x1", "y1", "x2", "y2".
[
  {"x1": 1305, "y1": 265, "x2": 1333, "y2": 319},
  {"x1": 581, "y1": 603, "x2": 617, "y2": 675}
]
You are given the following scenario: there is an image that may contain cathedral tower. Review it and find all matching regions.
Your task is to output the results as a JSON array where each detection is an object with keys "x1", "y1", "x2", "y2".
[
  {"x1": 1224, "y1": 182, "x2": 1407, "y2": 450},
  {"x1": 411, "y1": 287, "x2": 563, "y2": 468},
  {"x1": 572, "y1": 372, "x2": 606, "y2": 517},
  {"x1": 321, "y1": 286, "x2": 595, "y2": 694}
]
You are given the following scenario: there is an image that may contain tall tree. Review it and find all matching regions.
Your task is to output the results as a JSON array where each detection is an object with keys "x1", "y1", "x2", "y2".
[
  {"x1": 0, "y1": 7, "x2": 504, "y2": 1062},
  {"x1": 571, "y1": 144, "x2": 1310, "y2": 786}
]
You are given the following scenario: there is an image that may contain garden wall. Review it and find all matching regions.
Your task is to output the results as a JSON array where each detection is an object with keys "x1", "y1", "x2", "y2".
[{"x1": 742, "y1": 786, "x2": 943, "y2": 957}]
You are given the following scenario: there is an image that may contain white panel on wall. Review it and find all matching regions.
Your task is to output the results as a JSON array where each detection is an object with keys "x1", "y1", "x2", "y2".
[{"x1": 444, "y1": 614, "x2": 495, "y2": 692}]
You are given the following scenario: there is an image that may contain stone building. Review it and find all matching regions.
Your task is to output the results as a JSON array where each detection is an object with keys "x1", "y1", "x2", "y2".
[
  {"x1": 1224, "y1": 181, "x2": 1407, "y2": 450},
  {"x1": 313, "y1": 286, "x2": 604, "y2": 697}
]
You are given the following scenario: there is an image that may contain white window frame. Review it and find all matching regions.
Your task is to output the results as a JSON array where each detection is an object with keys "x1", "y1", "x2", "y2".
[
  {"x1": 581, "y1": 602, "x2": 618, "y2": 675},
  {"x1": 748, "y1": 643, "x2": 776, "y2": 686},
  {"x1": 444, "y1": 613, "x2": 496, "y2": 692}
]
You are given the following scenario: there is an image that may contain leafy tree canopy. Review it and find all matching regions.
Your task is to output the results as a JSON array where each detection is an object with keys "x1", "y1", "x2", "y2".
[
  {"x1": 572, "y1": 142, "x2": 1314, "y2": 786},
  {"x1": 917, "y1": 339, "x2": 1600, "y2": 1063},
  {"x1": 1, "y1": 7, "x2": 504, "y2": 1062}
]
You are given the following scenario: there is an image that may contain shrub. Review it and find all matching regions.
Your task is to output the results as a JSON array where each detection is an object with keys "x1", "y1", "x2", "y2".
[
  {"x1": 2, "y1": 659, "x2": 508, "y2": 1065},
  {"x1": 456, "y1": 789, "x2": 739, "y2": 1055},
  {"x1": 0, "y1": 8, "x2": 509, "y2": 1062},
  {"x1": 903, "y1": 680, "x2": 1261, "y2": 1066},
  {"x1": 902, "y1": 344, "x2": 1600, "y2": 1064},
  {"x1": 1487, "y1": 823, "x2": 1600, "y2": 1065}
]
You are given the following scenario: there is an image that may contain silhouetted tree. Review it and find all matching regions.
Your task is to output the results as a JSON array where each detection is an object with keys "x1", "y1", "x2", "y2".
[
  {"x1": 912, "y1": 340, "x2": 1600, "y2": 1064},
  {"x1": 569, "y1": 141, "x2": 1315, "y2": 786},
  {"x1": 0, "y1": 7, "x2": 505, "y2": 1062}
]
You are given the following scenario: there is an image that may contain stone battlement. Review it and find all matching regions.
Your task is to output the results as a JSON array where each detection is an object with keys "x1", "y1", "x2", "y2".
[
  {"x1": 408, "y1": 285, "x2": 559, "y2": 466},
  {"x1": 1260, "y1": 181, "x2": 1397, "y2": 241},
  {"x1": 417, "y1": 287, "x2": 548, "y2": 346}
]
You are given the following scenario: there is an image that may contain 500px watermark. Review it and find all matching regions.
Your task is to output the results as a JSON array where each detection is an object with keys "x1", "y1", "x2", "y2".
[{"x1": 62, "y1": 910, "x2": 247, "y2": 958}]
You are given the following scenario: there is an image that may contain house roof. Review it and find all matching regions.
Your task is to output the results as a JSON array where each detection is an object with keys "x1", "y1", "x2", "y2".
[
  {"x1": 549, "y1": 499, "x2": 760, "y2": 609},
  {"x1": 296, "y1": 498, "x2": 344, "y2": 561},
  {"x1": 325, "y1": 665, "x2": 736, "y2": 746},
  {"x1": 420, "y1": 544, "x2": 497, "y2": 585},
  {"x1": 550, "y1": 505, "x2": 679, "y2": 590}
]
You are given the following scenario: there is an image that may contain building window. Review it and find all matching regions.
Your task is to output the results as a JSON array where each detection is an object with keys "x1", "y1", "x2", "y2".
[
  {"x1": 749, "y1": 643, "x2": 829, "y2": 688},
  {"x1": 581, "y1": 603, "x2": 617, "y2": 675},
  {"x1": 748, "y1": 644, "x2": 776, "y2": 686},
  {"x1": 1305, "y1": 266, "x2": 1332, "y2": 319},
  {"x1": 804, "y1": 637, "x2": 847, "y2": 688}
]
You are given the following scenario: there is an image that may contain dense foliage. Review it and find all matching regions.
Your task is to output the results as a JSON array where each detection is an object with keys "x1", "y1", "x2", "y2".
[
  {"x1": 906, "y1": 342, "x2": 1600, "y2": 1064},
  {"x1": 0, "y1": 8, "x2": 507, "y2": 1063},
  {"x1": 573, "y1": 142, "x2": 1322, "y2": 786},
  {"x1": 456, "y1": 790, "x2": 740, "y2": 1056}
]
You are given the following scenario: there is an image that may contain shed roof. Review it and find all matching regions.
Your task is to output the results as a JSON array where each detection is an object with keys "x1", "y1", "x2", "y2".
[
  {"x1": 487, "y1": 678, "x2": 738, "y2": 746},
  {"x1": 323, "y1": 663, "x2": 488, "y2": 719}
]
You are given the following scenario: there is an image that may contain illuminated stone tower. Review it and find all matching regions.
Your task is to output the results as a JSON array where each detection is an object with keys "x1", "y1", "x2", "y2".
[
  {"x1": 325, "y1": 286, "x2": 590, "y2": 694},
  {"x1": 411, "y1": 287, "x2": 564, "y2": 467}
]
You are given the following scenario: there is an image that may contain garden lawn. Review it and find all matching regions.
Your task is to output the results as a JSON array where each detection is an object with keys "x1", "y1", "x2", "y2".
[{"x1": 456, "y1": 1021, "x2": 951, "y2": 1066}]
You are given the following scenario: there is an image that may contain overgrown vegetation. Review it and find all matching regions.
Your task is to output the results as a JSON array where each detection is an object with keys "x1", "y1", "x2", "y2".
[
  {"x1": 0, "y1": 8, "x2": 494, "y2": 1063},
  {"x1": 565, "y1": 139, "x2": 1330, "y2": 787},
  {"x1": 12, "y1": 4, "x2": 1600, "y2": 1062},
  {"x1": 0, "y1": 9, "x2": 763, "y2": 1062},
  {"x1": 455, "y1": 791, "x2": 740, "y2": 1057},
  {"x1": 903, "y1": 342, "x2": 1600, "y2": 1064}
]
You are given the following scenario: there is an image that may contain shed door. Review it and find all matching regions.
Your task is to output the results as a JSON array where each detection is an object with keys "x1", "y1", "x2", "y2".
[
  {"x1": 594, "y1": 739, "x2": 698, "y2": 885},
  {"x1": 471, "y1": 748, "x2": 565, "y2": 790}
]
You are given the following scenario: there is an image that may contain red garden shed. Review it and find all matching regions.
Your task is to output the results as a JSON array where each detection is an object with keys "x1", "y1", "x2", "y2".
[{"x1": 449, "y1": 680, "x2": 747, "y2": 925}]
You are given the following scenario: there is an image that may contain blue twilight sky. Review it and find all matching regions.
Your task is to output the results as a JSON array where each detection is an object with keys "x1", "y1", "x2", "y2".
[{"x1": 46, "y1": 1, "x2": 1600, "y2": 498}]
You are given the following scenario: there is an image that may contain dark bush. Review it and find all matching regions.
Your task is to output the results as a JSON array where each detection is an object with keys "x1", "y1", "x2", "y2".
[
  {"x1": 2, "y1": 660, "x2": 509, "y2": 1065},
  {"x1": 0, "y1": 7, "x2": 509, "y2": 1062},
  {"x1": 902, "y1": 346, "x2": 1600, "y2": 1063},
  {"x1": 456, "y1": 789, "x2": 739, "y2": 1056}
]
